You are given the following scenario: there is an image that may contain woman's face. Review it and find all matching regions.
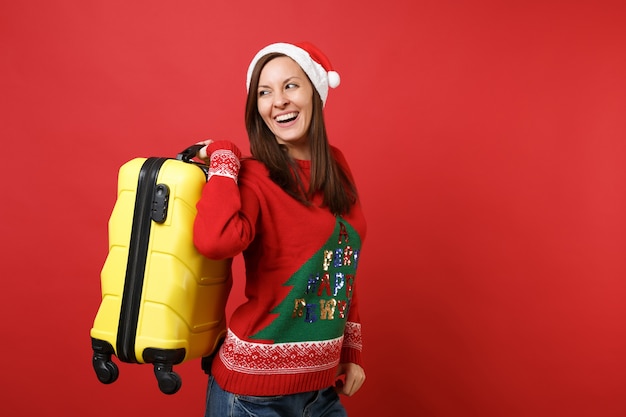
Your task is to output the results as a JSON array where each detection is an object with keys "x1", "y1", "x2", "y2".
[{"x1": 256, "y1": 56, "x2": 314, "y2": 159}]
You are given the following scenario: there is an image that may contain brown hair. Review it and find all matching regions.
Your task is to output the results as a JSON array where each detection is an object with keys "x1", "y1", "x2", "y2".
[{"x1": 245, "y1": 53, "x2": 357, "y2": 215}]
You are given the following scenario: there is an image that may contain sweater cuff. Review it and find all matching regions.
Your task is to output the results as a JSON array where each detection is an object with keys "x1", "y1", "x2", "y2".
[
  {"x1": 340, "y1": 321, "x2": 363, "y2": 365},
  {"x1": 340, "y1": 346, "x2": 363, "y2": 367},
  {"x1": 207, "y1": 141, "x2": 242, "y2": 183}
]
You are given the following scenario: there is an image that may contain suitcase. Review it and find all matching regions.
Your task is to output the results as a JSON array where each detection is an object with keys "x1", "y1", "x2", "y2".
[{"x1": 90, "y1": 144, "x2": 232, "y2": 394}]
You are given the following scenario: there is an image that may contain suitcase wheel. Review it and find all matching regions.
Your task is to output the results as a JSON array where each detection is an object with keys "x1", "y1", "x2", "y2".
[
  {"x1": 153, "y1": 363, "x2": 182, "y2": 395},
  {"x1": 92, "y1": 352, "x2": 119, "y2": 384},
  {"x1": 91, "y1": 338, "x2": 119, "y2": 384}
]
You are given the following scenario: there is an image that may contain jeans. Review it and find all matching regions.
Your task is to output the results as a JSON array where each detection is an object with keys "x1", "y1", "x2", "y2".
[{"x1": 205, "y1": 376, "x2": 348, "y2": 417}]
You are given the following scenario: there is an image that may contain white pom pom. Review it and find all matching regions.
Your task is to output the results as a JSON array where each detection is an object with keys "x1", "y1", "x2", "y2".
[{"x1": 328, "y1": 71, "x2": 340, "y2": 88}]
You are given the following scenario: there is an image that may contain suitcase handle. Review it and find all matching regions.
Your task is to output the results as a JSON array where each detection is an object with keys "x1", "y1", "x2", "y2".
[{"x1": 176, "y1": 144, "x2": 205, "y2": 163}]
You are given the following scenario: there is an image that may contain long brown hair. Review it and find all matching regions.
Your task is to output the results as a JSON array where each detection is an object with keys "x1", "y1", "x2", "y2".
[{"x1": 245, "y1": 53, "x2": 357, "y2": 215}]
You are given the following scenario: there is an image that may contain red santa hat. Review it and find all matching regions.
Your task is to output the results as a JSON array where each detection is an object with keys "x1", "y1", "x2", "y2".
[{"x1": 246, "y1": 41, "x2": 341, "y2": 106}]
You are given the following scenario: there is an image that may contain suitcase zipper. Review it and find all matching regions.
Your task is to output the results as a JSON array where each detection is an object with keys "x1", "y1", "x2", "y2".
[{"x1": 117, "y1": 157, "x2": 167, "y2": 363}]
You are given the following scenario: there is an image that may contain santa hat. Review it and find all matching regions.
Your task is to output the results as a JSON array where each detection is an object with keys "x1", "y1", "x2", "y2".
[{"x1": 246, "y1": 42, "x2": 341, "y2": 106}]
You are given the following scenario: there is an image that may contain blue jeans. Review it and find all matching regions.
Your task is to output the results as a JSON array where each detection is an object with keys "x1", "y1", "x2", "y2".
[{"x1": 204, "y1": 376, "x2": 348, "y2": 417}]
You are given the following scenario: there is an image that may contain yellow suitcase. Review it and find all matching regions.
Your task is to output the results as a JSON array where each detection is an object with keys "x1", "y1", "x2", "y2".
[{"x1": 90, "y1": 145, "x2": 231, "y2": 394}]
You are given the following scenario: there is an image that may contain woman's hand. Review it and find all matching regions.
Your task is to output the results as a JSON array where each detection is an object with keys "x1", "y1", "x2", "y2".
[
  {"x1": 196, "y1": 139, "x2": 214, "y2": 163},
  {"x1": 334, "y1": 362, "x2": 366, "y2": 396}
]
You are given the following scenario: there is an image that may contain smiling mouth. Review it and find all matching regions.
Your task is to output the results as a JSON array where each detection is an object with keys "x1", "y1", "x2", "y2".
[{"x1": 275, "y1": 112, "x2": 298, "y2": 124}]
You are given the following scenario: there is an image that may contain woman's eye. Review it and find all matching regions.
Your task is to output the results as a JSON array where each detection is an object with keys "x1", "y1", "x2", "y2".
[
  {"x1": 285, "y1": 83, "x2": 298, "y2": 90},
  {"x1": 258, "y1": 90, "x2": 270, "y2": 97}
]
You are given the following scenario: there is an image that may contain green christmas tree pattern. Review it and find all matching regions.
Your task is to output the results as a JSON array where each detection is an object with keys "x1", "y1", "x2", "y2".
[{"x1": 250, "y1": 217, "x2": 362, "y2": 343}]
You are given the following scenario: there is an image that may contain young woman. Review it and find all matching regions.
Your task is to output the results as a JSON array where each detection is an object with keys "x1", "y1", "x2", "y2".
[{"x1": 193, "y1": 41, "x2": 367, "y2": 417}]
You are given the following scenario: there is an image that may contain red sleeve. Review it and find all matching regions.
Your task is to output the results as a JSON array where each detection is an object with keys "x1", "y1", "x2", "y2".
[
  {"x1": 331, "y1": 147, "x2": 364, "y2": 365},
  {"x1": 193, "y1": 144, "x2": 260, "y2": 260},
  {"x1": 340, "y1": 280, "x2": 364, "y2": 366}
]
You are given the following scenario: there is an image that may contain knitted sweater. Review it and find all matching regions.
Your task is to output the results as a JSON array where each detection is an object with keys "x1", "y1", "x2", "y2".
[{"x1": 193, "y1": 143, "x2": 367, "y2": 396}]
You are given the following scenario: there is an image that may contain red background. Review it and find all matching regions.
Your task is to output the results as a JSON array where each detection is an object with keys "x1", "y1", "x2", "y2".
[{"x1": 2, "y1": 1, "x2": 625, "y2": 416}]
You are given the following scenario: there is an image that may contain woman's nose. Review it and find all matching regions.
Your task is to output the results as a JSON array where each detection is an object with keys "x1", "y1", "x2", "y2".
[{"x1": 273, "y1": 91, "x2": 289, "y2": 107}]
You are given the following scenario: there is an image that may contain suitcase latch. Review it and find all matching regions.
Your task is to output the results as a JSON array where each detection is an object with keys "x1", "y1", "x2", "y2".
[{"x1": 151, "y1": 184, "x2": 170, "y2": 223}]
